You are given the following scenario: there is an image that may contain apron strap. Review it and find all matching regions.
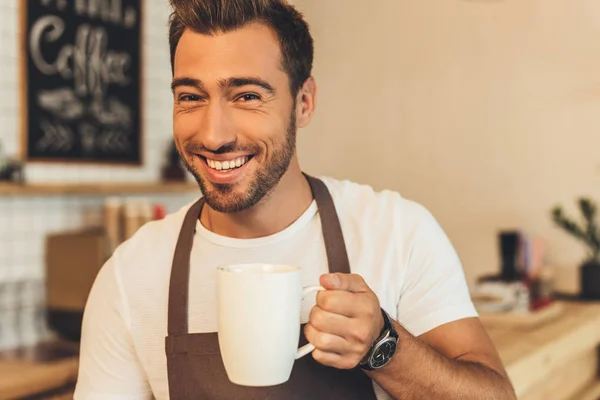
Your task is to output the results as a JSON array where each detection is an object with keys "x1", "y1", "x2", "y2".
[
  {"x1": 167, "y1": 174, "x2": 350, "y2": 336},
  {"x1": 168, "y1": 198, "x2": 205, "y2": 336},
  {"x1": 303, "y1": 174, "x2": 351, "y2": 275}
]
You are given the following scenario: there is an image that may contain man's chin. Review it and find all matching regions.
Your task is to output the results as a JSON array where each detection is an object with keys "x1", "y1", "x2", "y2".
[
  {"x1": 199, "y1": 181, "x2": 256, "y2": 213},
  {"x1": 203, "y1": 194, "x2": 254, "y2": 214}
]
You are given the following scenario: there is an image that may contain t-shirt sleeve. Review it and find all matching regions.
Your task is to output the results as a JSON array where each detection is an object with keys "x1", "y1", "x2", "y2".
[
  {"x1": 396, "y1": 204, "x2": 478, "y2": 337},
  {"x1": 74, "y1": 256, "x2": 153, "y2": 400}
]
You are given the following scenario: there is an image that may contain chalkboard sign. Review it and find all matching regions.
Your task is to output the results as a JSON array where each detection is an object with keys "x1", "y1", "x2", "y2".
[{"x1": 21, "y1": 0, "x2": 143, "y2": 164}]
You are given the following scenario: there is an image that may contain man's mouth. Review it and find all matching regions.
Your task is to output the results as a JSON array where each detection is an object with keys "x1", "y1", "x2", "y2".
[{"x1": 199, "y1": 155, "x2": 254, "y2": 172}]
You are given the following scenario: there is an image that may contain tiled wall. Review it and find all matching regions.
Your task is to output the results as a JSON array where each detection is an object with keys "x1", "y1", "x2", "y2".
[{"x1": 0, "y1": 1, "x2": 197, "y2": 288}]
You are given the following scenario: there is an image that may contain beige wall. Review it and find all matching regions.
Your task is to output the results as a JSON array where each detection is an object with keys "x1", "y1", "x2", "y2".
[{"x1": 294, "y1": 0, "x2": 600, "y2": 284}]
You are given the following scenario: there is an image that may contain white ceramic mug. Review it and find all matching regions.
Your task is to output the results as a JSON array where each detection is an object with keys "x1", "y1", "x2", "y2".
[{"x1": 216, "y1": 263, "x2": 324, "y2": 387}]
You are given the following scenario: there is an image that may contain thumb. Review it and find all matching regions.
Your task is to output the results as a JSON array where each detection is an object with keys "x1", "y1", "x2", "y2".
[{"x1": 320, "y1": 273, "x2": 368, "y2": 293}]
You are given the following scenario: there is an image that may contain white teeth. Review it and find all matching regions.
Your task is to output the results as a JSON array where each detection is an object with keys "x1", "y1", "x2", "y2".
[{"x1": 206, "y1": 156, "x2": 249, "y2": 171}]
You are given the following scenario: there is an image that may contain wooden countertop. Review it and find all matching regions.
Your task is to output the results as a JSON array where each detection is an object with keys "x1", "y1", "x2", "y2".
[
  {"x1": 1, "y1": 302, "x2": 600, "y2": 399},
  {"x1": 0, "y1": 342, "x2": 79, "y2": 400},
  {"x1": 483, "y1": 301, "x2": 600, "y2": 399}
]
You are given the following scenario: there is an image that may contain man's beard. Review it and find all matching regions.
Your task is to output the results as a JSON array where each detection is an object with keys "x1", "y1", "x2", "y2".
[{"x1": 178, "y1": 111, "x2": 297, "y2": 214}]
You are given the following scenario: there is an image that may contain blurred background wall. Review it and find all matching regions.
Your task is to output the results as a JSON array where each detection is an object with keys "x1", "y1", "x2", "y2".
[
  {"x1": 293, "y1": 0, "x2": 600, "y2": 284},
  {"x1": 0, "y1": 0, "x2": 599, "y2": 308}
]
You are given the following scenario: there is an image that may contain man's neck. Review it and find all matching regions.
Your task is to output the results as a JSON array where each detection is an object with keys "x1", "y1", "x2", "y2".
[{"x1": 199, "y1": 162, "x2": 314, "y2": 239}]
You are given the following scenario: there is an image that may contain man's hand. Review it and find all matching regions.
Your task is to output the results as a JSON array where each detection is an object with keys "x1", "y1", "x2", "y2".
[{"x1": 304, "y1": 273, "x2": 384, "y2": 369}]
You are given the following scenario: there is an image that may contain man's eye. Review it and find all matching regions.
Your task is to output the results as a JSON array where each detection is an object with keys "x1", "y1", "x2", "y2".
[
  {"x1": 179, "y1": 94, "x2": 201, "y2": 102},
  {"x1": 238, "y1": 93, "x2": 261, "y2": 102}
]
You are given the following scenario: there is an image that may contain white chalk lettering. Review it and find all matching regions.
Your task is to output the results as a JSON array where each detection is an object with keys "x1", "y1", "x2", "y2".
[
  {"x1": 29, "y1": 16, "x2": 68, "y2": 76},
  {"x1": 29, "y1": 16, "x2": 132, "y2": 97},
  {"x1": 40, "y1": 0, "x2": 68, "y2": 11},
  {"x1": 75, "y1": 0, "x2": 125, "y2": 26}
]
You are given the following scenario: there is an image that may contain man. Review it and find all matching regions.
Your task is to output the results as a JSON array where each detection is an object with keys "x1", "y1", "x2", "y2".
[{"x1": 75, "y1": 0, "x2": 516, "y2": 399}]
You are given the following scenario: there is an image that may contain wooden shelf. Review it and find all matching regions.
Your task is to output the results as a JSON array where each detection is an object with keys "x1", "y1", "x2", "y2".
[
  {"x1": 571, "y1": 380, "x2": 600, "y2": 400},
  {"x1": 0, "y1": 182, "x2": 199, "y2": 196}
]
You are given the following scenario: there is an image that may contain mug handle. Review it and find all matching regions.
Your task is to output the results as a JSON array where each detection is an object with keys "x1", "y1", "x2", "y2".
[{"x1": 295, "y1": 285, "x2": 326, "y2": 359}]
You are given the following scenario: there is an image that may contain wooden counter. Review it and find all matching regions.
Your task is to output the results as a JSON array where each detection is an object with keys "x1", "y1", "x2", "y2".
[
  {"x1": 2, "y1": 302, "x2": 600, "y2": 399},
  {"x1": 0, "y1": 342, "x2": 79, "y2": 400},
  {"x1": 484, "y1": 301, "x2": 600, "y2": 400}
]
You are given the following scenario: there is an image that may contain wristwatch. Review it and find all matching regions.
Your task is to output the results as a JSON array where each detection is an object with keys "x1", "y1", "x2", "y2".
[{"x1": 359, "y1": 308, "x2": 399, "y2": 371}]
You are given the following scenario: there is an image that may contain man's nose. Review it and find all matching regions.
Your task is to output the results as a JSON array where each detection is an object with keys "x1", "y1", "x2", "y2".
[{"x1": 198, "y1": 102, "x2": 236, "y2": 151}]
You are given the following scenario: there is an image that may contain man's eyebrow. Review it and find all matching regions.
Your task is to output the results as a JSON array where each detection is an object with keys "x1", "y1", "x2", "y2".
[
  {"x1": 218, "y1": 77, "x2": 276, "y2": 94},
  {"x1": 171, "y1": 77, "x2": 205, "y2": 93}
]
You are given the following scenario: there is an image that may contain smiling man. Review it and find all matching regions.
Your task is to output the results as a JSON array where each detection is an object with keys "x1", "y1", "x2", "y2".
[{"x1": 74, "y1": 1, "x2": 516, "y2": 399}]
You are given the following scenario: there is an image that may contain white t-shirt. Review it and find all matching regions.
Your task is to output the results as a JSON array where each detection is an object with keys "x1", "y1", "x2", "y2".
[{"x1": 74, "y1": 176, "x2": 477, "y2": 400}]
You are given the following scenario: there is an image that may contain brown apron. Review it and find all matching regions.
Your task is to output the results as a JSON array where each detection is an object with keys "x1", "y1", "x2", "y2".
[{"x1": 165, "y1": 174, "x2": 378, "y2": 399}]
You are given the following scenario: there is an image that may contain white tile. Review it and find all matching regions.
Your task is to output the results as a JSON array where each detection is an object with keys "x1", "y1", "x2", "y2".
[
  {"x1": 0, "y1": 263, "x2": 11, "y2": 282},
  {"x1": 0, "y1": 0, "x2": 17, "y2": 11},
  {"x1": 0, "y1": 61, "x2": 17, "y2": 85},
  {"x1": 46, "y1": 213, "x2": 64, "y2": 233},
  {"x1": 12, "y1": 264, "x2": 32, "y2": 281},
  {"x1": 0, "y1": 118, "x2": 17, "y2": 148},
  {"x1": 27, "y1": 262, "x2": 44, "y2": 280},
  {"x1": 78, "y1": 167, "x2": 97, "y2": 181},
  {"x1": 25, "y1": 165, "x2": 58, "y2": 183},
  {"x1": 0, "y1": 136, "x2": 18, "y2": 158},
  {"x1": 28, "y1": 236, "x2": 44, "y2": 259},
  {"x1": 15, "y1": 214, "x2": 34, "y2": 234},
  {"x1": 0, "y1": 240, "x2": 10, "y2": 262},
  {"x1": 1, "y1": 33, "x2": 17, "y2": 59},
  {"x1": 147, "y1": 0, "x2": 172, "y2": 18},
  {"x1": 13, "y1": 238, "x2": 29, "y2": 259},
  {"x1": 0, "y1": 9, "x2": 16, "y2": 35}
]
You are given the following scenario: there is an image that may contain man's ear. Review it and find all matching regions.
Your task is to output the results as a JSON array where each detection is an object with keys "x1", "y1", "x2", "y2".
[{"x1": 295, "y1": 76, "x2": 317, "y2": 128}]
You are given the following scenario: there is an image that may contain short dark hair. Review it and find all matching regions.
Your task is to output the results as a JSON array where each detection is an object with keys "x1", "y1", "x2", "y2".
[{"x1": 168, "y1": 0, "x2": 314, "y2": 96}]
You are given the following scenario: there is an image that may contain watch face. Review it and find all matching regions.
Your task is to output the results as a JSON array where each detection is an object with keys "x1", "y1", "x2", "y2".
[{"x1": 370, "y1": 338, "x2": 397, "y2": 369}]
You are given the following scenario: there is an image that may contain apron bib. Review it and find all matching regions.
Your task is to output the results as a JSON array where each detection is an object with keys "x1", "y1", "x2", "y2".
[{"x1": 165, "y1": 174, "x2": 377, "y2": 399}]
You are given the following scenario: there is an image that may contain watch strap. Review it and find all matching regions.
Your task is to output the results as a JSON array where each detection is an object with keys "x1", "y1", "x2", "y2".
[{"x1": 359, "y1": 308, "x2": 398, "y2": 370}]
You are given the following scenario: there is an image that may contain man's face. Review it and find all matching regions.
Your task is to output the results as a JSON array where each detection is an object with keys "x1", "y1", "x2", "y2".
[{"x1": 172, "y1": 23, "x2": 297, "y2": 213}]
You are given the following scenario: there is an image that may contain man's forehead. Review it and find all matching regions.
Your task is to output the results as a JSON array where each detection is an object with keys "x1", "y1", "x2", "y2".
[{"x1": 173, "y1": 23, "x2": 285, "y2": 79}]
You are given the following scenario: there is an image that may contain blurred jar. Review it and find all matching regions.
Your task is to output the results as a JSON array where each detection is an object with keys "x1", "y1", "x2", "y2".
[
  {"x1": 18, "y1": 279, "x2": 46, "y2": 347},
  {"x1": 104, "y1": 197, "x2": 123, "y2": 254},
  {"x1": 0, "y1": 280, "x2": 20, "y2": 351},
  {"x1": 123, "y1": 199, "x2": 141, "y2": 241}
]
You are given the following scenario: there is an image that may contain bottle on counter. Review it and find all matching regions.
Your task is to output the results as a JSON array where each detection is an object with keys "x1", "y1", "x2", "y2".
[
  {"x1": 123, "y1": 198, "x2": 141, "y2": 241},
  {"x1": 138, "y1": 198, "x2": 154, "y2": 227},
  {"x1": 18, "y1": 279, "x2": 45, "y2": 347},
  {"x1": 103, "y1": 197, "x2": 123, "y2": 254},
  {"x1": 153, "y1": 204, "x2": 167, "y2": 220},
  {"x1": 0, "y1": 280, "x2": 20, "y2": 351}
]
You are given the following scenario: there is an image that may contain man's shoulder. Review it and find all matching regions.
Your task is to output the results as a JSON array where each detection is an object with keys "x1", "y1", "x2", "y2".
[{"x1": 318, "y1": 175, "x2": 430, "y2": 224}]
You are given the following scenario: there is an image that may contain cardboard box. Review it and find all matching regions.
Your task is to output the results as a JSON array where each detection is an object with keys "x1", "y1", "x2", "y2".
[{"x1": 45, "y1": 229, "x2": 108, "y2": 341}]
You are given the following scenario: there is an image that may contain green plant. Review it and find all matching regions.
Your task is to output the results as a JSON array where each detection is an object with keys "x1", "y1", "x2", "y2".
[{"x1": 552, "y1": 198, "x2": 600, "y2": 263}]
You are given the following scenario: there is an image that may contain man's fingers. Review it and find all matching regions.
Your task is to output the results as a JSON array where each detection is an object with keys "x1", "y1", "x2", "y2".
[
  {"x1": 316, "y1": 290, "x2": 358, "y2": 317},
  {"x1": 309, "y1": 305, "x2": 353, "y2": 337},
  {"x1": 304, "y1": 323, "x2": 347, "y2": 354}
]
